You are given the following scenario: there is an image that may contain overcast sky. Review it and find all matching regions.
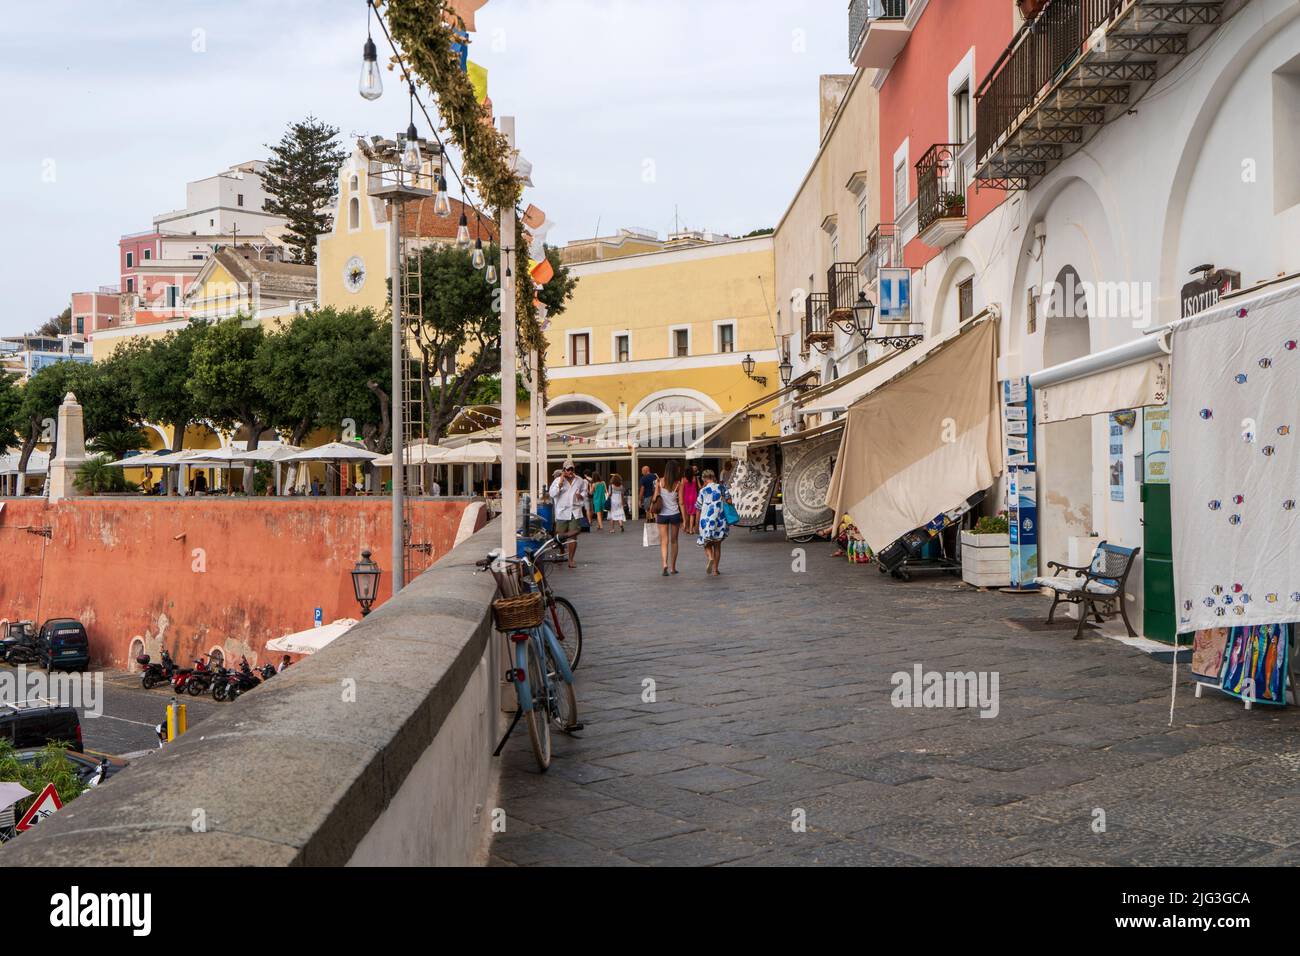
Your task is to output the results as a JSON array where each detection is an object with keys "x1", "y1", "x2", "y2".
[{"x1": 0, "y1": 0, "x2": 849, "y2": 336}]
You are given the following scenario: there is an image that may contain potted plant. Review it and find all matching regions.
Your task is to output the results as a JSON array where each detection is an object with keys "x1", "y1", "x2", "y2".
[
  {"x1": 942, "y1": 190, "x2": 967, "y2": 218},
  {"x1": 961, "y1": 513, "x2": 1011, "y2": 587}
]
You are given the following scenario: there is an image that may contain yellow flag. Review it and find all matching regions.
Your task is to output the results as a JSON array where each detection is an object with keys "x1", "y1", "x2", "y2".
[{"x1": 468, "y1": 61, "x2": 489, "y2": 104}]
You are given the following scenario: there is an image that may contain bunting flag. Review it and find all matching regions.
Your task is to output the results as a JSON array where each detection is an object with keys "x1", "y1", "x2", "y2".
[
  {"x1": 450, "y1": 29, "x2": 469, "y2": 72},
  {"x1": 468, "y1": 61, "x2": 489, "y2": 104},
  {"x1": 523, "y1": 204, "x2": 546, "y2": 230},
  {"x1": 444, "y1": 0, "x2": 488, "y2": 32},
  {"x1": 530, "y1": 257, "x2": 554, "y2": 287}
]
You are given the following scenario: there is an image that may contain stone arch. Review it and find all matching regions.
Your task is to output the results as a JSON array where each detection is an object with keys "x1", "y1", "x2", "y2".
[
  {"x1": 630, "y1": 388, "x2": 721, "y2": 416},
  {"x1": 546, "y1": 393, "x2": 612, "y2": 417},
  {"x1": 929, "y1": 255, "x2": 978, "y2": 337},
  {"x1": 127, "y1": 636, "x2": 146, "y2": 672}
]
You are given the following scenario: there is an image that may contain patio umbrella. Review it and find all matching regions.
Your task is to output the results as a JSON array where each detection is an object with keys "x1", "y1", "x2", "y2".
[
  {"x1": 0, "y1": 781, "x2": 32, "y2": 814},
  {"x1": 284, "y1": 443, "x2": 380, "y2": 495},
  {"x1": 266, "y1": 619, "x2": 358, "y2": 656},
  {"x1": 235, "y1": 444, "x2": 303, "y2": 496},
  {"x1": 370, "y1": 442, "x2": 452, "y2": 468}
]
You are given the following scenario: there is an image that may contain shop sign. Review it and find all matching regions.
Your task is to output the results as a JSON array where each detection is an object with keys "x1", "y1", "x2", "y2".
[
  {"x1": 1143, "y1": 405, "x2": 1170, "y2": 484},
  {"x1": 878, "y1": 268, "x2": 911, "y2": 324},
  {"x1": 1180, "y1": 266, "x2": 1240, "y2": 318}
]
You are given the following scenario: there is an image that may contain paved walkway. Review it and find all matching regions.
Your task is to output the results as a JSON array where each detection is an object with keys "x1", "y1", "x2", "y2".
[{"x1": 490, "y1": 524, "x2": 1300, "y2": 866}]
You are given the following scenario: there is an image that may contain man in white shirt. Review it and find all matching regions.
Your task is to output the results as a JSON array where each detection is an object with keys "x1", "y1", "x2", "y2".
[{"x1": 548, "y1": 461, "x2": 582, "y2": 568}]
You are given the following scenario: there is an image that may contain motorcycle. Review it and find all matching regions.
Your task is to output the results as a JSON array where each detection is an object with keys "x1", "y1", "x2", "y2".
[
  {"x1": 210, "y1": 664, "x2": 233, "y2": 702},
  {"x1": 137, "y1": 649, "x2": 177, "y2": 690},
  {"x1": 259, "y1": 663, "x2": 277, "y2": 681},
  {"x1": 225, "y1": 656, "x2": 262, "y2": 701},
  {"x1": 170, "y1": 656, "x2": 208, "y2": 695},
  {"x1": 185, "y1": 657, "x2": 216, "y2": 696}
]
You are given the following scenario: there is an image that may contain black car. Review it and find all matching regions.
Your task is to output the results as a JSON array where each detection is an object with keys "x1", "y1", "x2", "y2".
[
  {"x1": 0, "y1": 702, "x2": 83, "y2": 752},
  {"x1": 0, "y1": 621, "x2": 39, "y2": 665},
  {"x1": 34, "y1": 619, "x2": 90, "y2": 672}
]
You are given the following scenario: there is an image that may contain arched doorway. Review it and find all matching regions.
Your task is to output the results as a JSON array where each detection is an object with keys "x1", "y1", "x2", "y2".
[{"x1": 1039, "y1": 265, "x2": 1094, "y2": 568}]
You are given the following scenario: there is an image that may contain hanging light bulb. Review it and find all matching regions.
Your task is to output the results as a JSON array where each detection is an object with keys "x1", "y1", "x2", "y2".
[
  {"x1": 359, "y1": 37, "x2": 383, "y2": 100},
  {"x1": 472, "y1": 238, "x2": 486, "y2": 271},
  {"x1": 486, "y1": 263, "x2": 498, "y2": 284},
  {"x1": 433, "y1": 175, "x2": 452, "y2": 217},
  {"x1": 455, "y1": 211, "x2": 471, "y2": 248},
  {"x1": 402, "y1": 124, "x2": 422, "y2": 174}
]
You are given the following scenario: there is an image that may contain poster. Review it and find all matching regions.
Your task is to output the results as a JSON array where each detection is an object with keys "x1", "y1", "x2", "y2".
[
  {"x1": 878, "y1": 268, "x2": 911, "y2": 324},
  {"x1": 1008, "y1": 466, "x2": 1039, "y2": 589},
  {"x1": 1143, "y1": 405, "x2": 1170, "y2": 484},
  {"x1": 1108, "y1": 414, "x2": 1125, "y2": 502}
]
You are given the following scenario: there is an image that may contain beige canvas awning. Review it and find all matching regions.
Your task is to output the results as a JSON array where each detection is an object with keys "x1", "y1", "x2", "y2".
[{"x1": 826, "y1": 318, "x2": 1002, "y2": 550}]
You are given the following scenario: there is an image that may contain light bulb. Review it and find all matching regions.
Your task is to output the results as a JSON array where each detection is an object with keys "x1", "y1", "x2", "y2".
[
  {"x1": 402, "y1": 123, "x2": 422, "y2": 173},
  {"x1": 433, "y1": 177, "x2": 451, "y2": 217},
  {"x1": 485, "y1": 264, "x2": 498, "y2": 284},
  {"x1": 456, "y1": 213, "x2": 470, "y2": 248},
  {"x1": 472, "y1": 241, "x2": 486, "y2": 270},
  {"x1": 359, "y1": 37, "x2": 383, "y2": 101}
]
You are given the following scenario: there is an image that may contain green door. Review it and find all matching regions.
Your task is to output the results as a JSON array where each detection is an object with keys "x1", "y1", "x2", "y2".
[{"x1": 1141, "y1": 482, "x2": 1175, "y2": 644}]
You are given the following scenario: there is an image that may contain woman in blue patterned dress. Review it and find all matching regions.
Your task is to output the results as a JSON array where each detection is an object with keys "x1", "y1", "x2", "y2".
[{"x1": 695, "y1": 469, "x2": 730, "y2": 576}]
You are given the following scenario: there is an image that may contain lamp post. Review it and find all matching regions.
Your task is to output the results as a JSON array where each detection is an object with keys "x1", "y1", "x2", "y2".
[
  {"x1": 741, "y1": 353, "x2": 767, "y2": 388},
  {"x1": 847, "y1": 290, "x2": 923, "y2": 352},
  {"x1": 778, "y1": 352, "x2": 794, "y2": 387},
  {"x1": 351, "y1": 550, "x2": 381, "y2": 616}
]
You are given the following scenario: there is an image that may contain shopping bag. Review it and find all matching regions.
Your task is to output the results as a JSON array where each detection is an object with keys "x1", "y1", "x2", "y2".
[
  {"x1": 643, "y1": 522, "x2": 661, "y2": 547},
  {"x1": 723, "y1": 502, "x2": 740, "y2": 526}
]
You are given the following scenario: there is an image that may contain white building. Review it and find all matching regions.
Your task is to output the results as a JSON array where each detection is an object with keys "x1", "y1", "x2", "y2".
[{"x1": 152, "y1": 160, "x2": 285, "y2": 239}]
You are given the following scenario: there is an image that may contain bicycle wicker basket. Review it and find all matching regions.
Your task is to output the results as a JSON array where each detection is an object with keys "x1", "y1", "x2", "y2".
[{"x1": 492, "y1": 592, "x2": 544, "y2": 631}]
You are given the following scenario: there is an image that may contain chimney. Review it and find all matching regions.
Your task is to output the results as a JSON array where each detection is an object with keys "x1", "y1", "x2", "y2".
[{"x1": 819, "y1": 75, "x2": 854, "y2": 143}]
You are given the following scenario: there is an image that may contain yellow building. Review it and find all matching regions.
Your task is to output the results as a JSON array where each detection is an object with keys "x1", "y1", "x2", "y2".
[{"x1": 540, "y1": 234, "x2": 783, "y2": 455}]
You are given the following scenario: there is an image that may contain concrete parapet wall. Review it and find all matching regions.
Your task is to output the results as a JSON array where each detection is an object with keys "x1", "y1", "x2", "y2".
[{"x1": 1, "y1": 522, "x2": 505, "y2": 866}]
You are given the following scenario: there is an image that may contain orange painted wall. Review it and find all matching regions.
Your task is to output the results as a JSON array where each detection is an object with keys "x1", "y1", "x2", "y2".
[{"x1": 0, "y1": 498, "x2": 485, "y2": 670}]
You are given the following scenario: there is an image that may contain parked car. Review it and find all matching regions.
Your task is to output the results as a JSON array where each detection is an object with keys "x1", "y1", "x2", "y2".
[
  {"x1": 0, "y1": 701, "x2": 83, "y2": 752},
  {"x1": 0, "y1": 621, "x2": 38, "y2": 665},
  {"x1": 34, "y1": 619, "x2": 90, "y2": 672}
]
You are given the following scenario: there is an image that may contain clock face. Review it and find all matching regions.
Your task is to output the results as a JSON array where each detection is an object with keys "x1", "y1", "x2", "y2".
[{"x1": 344, "y1": 255, "x2": 367, "y2": 293}]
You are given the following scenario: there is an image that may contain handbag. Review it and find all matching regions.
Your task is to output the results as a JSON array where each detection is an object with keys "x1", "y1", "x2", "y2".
[
  {"x1": 643, "y1": 522, "x2": 661, "y2": 547},
  {"x1": 724, "y1": 501, "x2": 740, "y2": 526}
]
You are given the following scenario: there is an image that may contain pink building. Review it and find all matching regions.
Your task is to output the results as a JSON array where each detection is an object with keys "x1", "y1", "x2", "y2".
[{"x1": 70, "y1": 289, "x2": 121, "y2": 339}]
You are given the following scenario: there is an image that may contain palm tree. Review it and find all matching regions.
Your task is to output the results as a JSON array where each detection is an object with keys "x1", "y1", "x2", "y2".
[{"x1": 88, "y1": 429, "x2": 149, "y2": 462}]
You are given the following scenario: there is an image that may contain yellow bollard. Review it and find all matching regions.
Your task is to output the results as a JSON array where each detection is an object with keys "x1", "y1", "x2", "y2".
[{"x1": 165, "y1": 700, "x2": 189, "y2": 742}]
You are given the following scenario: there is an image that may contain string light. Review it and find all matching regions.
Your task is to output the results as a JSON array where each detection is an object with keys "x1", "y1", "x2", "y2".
[
  {"x1": 358, "y1": 1, "x2": 383, "y2": 101},
  {"x1": 401, "y1": 84, "x2": 422, "y2": 173},
  {"x1": 433, "y1": 174, "x2": 452, "y2": 218},
  {"x1": 472, "y1": 208, "x2": 486, "y2": 270}
]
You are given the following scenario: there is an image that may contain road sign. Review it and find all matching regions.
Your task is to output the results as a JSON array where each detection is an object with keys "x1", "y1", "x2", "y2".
[
  {"x1": 314, "y1": 607, "x2": 323, "y2": 628},
  {"x1": 15, "y1": 783, "x2": 63, "y2": 831}
]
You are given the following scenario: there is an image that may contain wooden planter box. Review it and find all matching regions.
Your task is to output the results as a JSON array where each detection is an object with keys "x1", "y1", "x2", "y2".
[{"x1": 961, "y1": 531, "x2": 1010, "y2": 588}]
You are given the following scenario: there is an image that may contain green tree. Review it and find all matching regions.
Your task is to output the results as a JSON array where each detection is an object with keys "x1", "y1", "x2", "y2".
[
  {"x1": 0, "y1": 740, "x2": 88, "y2": 824},
  {"x1": 187, "y1": 318, "x2": 275, "y2": 452},
  {"x1": 34, "y1": 307, "x2": 71, "y2": 337},
  {"x1": 13, "y1": 361, "x2": 82, "y2": 478},
  {"x1": 262, "y1": 117, "x2": 348, "y2": 265},
  {"x1": 0, "y1": 372, "x2": 21, "y2": 453},
  {"x1": 121, "y1": 321, "x2": 211, "y2": 452}
]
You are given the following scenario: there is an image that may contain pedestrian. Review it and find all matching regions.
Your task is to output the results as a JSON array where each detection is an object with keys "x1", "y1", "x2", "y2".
[
  {"x1": 720, "y1": 459, "x2": 735, "y2": 490},
  {"x1": 639, "y1": 465, "x2": 657, "y2": 519},
  {"x1": 548, "y1": 461, "x2": 583, "y2": 568},
  {"x1": 696, "y1": 468, "x2": 730, "y2": 576},
  {"x1": 592, "y1": 473, "x2": 608, "y2": 531},
  {"x1": 607, "y1": 473, "x2": 626, "y2": 533},
  {"x1": 278, "y1": 654, "x2": 292, "y2": 673},
  {"x1": 681, "y1": 465, "x2": 700, "y2": 534},
  {"x1": 652, "y1": 460, "x2": 684, "y2": 576}
]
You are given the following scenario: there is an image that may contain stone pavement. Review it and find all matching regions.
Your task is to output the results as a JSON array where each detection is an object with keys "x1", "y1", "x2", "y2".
[{"x1": 490, "y1": 525, "x2": 1300, "y2": 866}]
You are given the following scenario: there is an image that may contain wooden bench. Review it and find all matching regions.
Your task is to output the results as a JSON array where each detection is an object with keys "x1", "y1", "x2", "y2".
[{"x1": 1034, "y1": 541, "x2": 1141, "y2": 640}]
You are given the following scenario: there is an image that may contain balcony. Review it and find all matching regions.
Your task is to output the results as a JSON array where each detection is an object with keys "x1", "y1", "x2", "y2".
[
  {"x1": 975, "y1": 0, "x2": 1236, "y2": 190},
  {"x1": 848, "y1": 0, "x2": 910, "y2": 70},
  {"x1": 827, "y1": 262, "x2": 864, "y2": 328},
  {"x1": 859, "y1": 222, "x2": 900, "y2": 289},
  {"x1": 916, "y1": 143, "x2": 968, "y2": 249},
  {"x1": 804, "y1": 292, "x2": 832, "y2": 354}
]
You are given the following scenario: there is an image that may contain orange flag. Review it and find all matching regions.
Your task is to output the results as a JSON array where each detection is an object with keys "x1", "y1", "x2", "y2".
[{"x1": 530, "y1": 257, "x2": 554, "y2": 286}]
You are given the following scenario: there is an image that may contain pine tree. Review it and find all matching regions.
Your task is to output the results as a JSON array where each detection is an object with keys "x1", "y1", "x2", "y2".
[{"x1": 262, "y1": 117, "x2": 348, "y2": 265}]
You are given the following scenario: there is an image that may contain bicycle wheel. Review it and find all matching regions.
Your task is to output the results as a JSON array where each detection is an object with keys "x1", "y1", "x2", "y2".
[
  {"x1": 544, "y1": 643, "x2": 579, "y2": 733},
  {"x1": 548, "y1": 596, "x2": 583, "y2": 670},
  {"x1": 522, "y1": 639, "x2": 552, "y2": 772}
]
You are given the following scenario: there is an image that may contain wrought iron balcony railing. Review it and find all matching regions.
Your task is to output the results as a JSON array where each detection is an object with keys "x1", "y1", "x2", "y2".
[
  {"x1": 804, "y1": 292, "x2": 832, "y2": 351},
  {"x1": 827, "y1": 262, "x2": 863, "y2": 326},
  {"x1": 848, "y1": 0, "x2": 908, "y2": 61},
  {"x1": 860, "y1": 223, "x2": 899, "y2": 288},
  {"x1": 916, "y1": 143, "x2": 967, "y2": 235}
]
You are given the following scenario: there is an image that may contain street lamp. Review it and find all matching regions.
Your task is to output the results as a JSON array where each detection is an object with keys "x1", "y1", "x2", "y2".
[
  {"x1": 778, "y1": 352, "x2": 794, "y2": 387},
  {"x1": 741, "y1": 353, "x2": 767, "y2": 388},
  {"x1": 351, "y1": 550, "x2": 382, "y2": 616},
  {"x1": 852, "y1": 291, "x2": 877, "y2": 337}
]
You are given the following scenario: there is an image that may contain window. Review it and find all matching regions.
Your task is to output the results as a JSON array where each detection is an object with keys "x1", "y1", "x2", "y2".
[
  {"x1": 570, "y1": 333, "x2": 590, "y2": 366},
  {"x1": 125, "y1": 252, "x2": 134, "y2": 268},
  {"x1": 1026, "y1": 286, "x2": 1039, "y2": 336},
  {"x1": 958, "y1": 277, "x2": 974, "y2": 322},
  {"x1": 858, "y1": 198, "x2": 869, "y2": 254},
  {"x1": 75, "y1": 317, "x2": 84, "y2": 334},
  {"x1": 673, "y1": 328, "x2": 690, "y2": 357},
  {"x1": 348, "y1": 197, "x2": 360, "y2": 230},
  {"x1": 192, "y1": 254, "x2": 205, "y2": 260},
  {"x1": 237, "y1": 194, "x2": 244, "y2": 207},
  {"x1": 350, "y1": 175, "x2": 359, "y2": 192},
  {"x1": 126, "y1": 278, "x2": 134, "y2": 292},
  {"x1": 952, "y1": 83, "x2": 971, "y2": 144},
  {"x1": 830, "y1": 232, "x2": 840, "y2": 265},
  {"x1": 717, "y1": 323, "x2": 735, "y2": 353},
  {"x1": 209, "y1": 218, "x2": 214, "y2": 227},
  {"x1": 615, "y1": 334, "x2": 630, "y2": 362},
  {"x1": 142, "y1": 249, "x2": 151, "y2": 260},
  {"x1": 166, "y1": 285, "x2": 179, "y2": 308},
  {"x1": 894, "y1": 158, "x2": 908, "y2": 213}
]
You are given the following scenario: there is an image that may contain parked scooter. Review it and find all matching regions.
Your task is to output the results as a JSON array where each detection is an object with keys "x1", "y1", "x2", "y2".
[
  {"x1": 185, "y1": 657, "x2": 216, "y2": 696},
  {"x1": 225, "y1": 656, "x2": 262, "y2": 701},
  {"x1": 210, "y1": 663, "x2": 233, "y2": 702},
  {"x1": 170, "y1": 656, "x2": 208, "y2": 695},
  {"x1": 137, "y1": 649, "x2": 177, "y2": 690}
]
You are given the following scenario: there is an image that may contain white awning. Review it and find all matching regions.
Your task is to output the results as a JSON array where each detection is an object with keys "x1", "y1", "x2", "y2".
[{"x1": 1029, "y1": 332, "x2": 1171, "y2": 424}]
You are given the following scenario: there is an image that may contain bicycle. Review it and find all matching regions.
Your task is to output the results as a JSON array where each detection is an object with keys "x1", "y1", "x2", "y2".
[
  {"x1": 518, "y1": 533, "x2": 583, "y2": 669},
  {"x1": 478, "y1": 537, "x2": 582, "y2": 772}
]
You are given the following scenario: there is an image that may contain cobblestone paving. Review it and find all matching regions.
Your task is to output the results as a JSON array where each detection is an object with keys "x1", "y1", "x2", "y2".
[{"x1": 490, "y1": 526, "x2": 1300, "y2": 866}]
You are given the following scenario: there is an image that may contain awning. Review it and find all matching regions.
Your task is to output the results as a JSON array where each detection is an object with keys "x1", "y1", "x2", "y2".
[
  {"x1": 798, "y1": 316, "x2": 984, "y2": 417},
  {"x1": 1029, "y1": 331, "x2": 1171, "y2": 424},
  {"x1": 826, "y1": 317, "x2": 1002, "y2": 550},
  {"x1": 685, "y1": 373, "x2": 817, "y2": 459}
]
